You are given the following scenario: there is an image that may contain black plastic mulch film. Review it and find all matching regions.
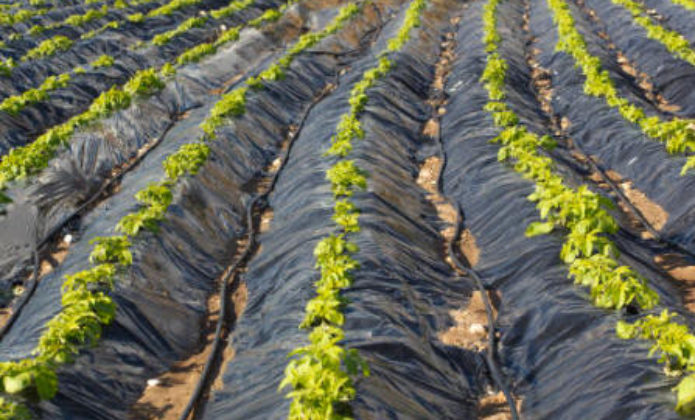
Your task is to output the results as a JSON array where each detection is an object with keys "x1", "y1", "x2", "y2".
[
  {"x1": 0, "y1": 0, "x2": 695, "y2": 418},
  {"x1": 0, "y1": 0, "x2": 240, "y2": 154}
]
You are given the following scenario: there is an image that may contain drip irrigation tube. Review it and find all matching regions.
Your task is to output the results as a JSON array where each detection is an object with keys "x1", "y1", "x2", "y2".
[
  {"x1": 434, "y1": 134, "x2": 520, "y2": 419},
  {"x1": 561, "y1": 140, "x2": 695, "y2": 259},
  {"x1": 428, "y1": 19, "x2": 519, "y2": 413},
  {"x1": 446, "y1": 202, "x2": 519, "y2": 420}
]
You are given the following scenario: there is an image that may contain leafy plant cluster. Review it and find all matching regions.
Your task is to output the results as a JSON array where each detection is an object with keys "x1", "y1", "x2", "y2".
[
  {"x1": 0, "y1": 237, "x2": 128, "y2": 413},
  {"x1": 173, "y1": 0, "x2": 256, "y2": 65},
  {"x1": 22, "y1": 35, "x2": 73, "y2": 61},
  {"x1": 146, "y1": 0, "x2": 199, "y2": 17},
  {"x1": 63, "y1": 4, "x2": 109, "y2": 27},
  {"x1": 486, "y1": 0, "x2": 656, "y2": 314},
  {"x1": 0, "y1": 58, "x2": 15, "y2": 76},
  {"x1": 487, "y1": 0, "x2": 695, "y2": 413},
  {"x1": 91, "y1": 54, "x2": 115, "y2": 68},
  {"x1": 81, "y1": 19, "x2": 119, "y2": 40},
  {"x1": 152, "y1": 15, "x2": 208, "y2": 46},
  {"x1": 0, "y1": 73, "x2": 70, "y2": 115},
  {"x1": 281, "y1": 1, "x2": 425, "y2": 418},
  {"x1": 386, "y1": 0, "x2": 425, "y2": 51},
  {"x1": 547, "y1": 0, "x2": 695, "y2": 175},
  {"x1": 0, "y1": 397, "x2": 30, "y2": 420},
  {"x1": 613, "y1": 0, "x2": 695, "y2": 67},
  {"x1": 210, "y1": 0, "x2": 254, "y2": 19},
  {"x1": 0, "y1": 101, "x2": 209, "y2": 420},
  {"x1": 615, "y1": 309, "x2": 695, "y2": 413},
  {"x1": 0, "y1": 3, "x2": 21, "y2": 12}
]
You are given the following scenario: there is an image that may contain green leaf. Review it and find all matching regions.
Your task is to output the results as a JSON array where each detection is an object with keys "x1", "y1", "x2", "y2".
[
  {"x1": 676, "y1": 374, "x2": 695, "y2": 415},
  {"x1": 0, "y1": 191, "x2": 11, "y2": 204},
  {"x1": 525, "y1": 221, "x2": 555, "y2": 237},
  {"x1": 34, "y1": 367, "x2": 57, "y2": 400},
  {"x1": 3, "y1": 372, "x2": 32, "y2": 394}
]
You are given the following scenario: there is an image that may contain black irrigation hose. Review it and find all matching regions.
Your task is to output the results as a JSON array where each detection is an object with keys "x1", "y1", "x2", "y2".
[
  {"x1": 0, "y1": 107, "x2": 194, "y2": 340},
  {"x1": 570, "y1": 143, "x2": 695, "y2": 258},
  {"x1": 433, "y1": 123, "x2": 520, "y2": 420},
  {"x1": 178, "y1": 76, "x2": 339, "y2": 420},
  {"x1": 447, "y1": 207, "x2": 519, "y2": 420},
  {"x1": 0, "y1": 249, "x2": 39, "y2": 338},
  {"x1": 428, "y1": 18, "x2": 518, "y2": 416}
]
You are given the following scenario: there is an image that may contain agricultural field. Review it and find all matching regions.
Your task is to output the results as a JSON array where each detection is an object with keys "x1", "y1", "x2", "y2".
[{"x1": 0, "y1": 0, "x2": 695, "y2": 418}]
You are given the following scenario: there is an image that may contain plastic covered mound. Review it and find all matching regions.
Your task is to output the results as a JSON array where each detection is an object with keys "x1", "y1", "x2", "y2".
[{"x1": 1, "y1": 0, "x2": 695, "y2": 418}]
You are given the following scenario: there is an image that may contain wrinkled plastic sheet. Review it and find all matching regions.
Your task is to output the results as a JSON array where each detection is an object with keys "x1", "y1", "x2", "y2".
[
  {"x1": 202, "y1": 2, "x2": 486, "y2": 419},
  {"x1": 3, "y1": 0, "x2": 695, "y2": 418},
  {"x1": 0, "y1": 2, "x2": 338, "y2": 417},
  {"x1": 0, "y1": 0, "x2": 258, "y2": 154},
  {"x1": 529, "y1": 0, "x2": 695, "y2": 254},
  {"x1": 0, "y1": 0, "x2": 282, "y2": 303},
  {"x1": 581, "y1": 0, "x2": 695, "y2": 117},
  {"x1": 439, "y1": 2, "x2": 695, "y2": 418}
]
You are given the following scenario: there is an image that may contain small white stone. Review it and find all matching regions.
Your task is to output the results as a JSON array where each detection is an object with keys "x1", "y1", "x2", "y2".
[
  {"x1": 220, "y1": 24, "x2": 227, "y2": 31},
  {"x1": 63, "y1": 234, "x2": 73, "y2": 244},
  {"x1": 147, "y1": 378, "x2": 160, "y2": 387},
  {"x1": 469, "y1": 323, "x2": 485, "y2": 334}
]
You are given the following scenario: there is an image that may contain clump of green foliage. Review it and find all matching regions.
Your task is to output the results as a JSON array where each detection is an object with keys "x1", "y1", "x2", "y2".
[
  {"x1": 147, "y1": 0, "x2": 200, "y2": 17},
  {"x1": 91, "y1": 54, "x2": 115, "y2": 68},
  {"x1": 153, "y1": 16, "x2": 208, "y2": 46},
  {"x1": 23, "y1": 35, "x2": 73, "y2": 61},
  {"x1": 63, "y1": 5, "x2": 107, "y2": 27},
  {"x1": 124, "y1": 68, "x2": 165, "y2": 96},
  {"x1": 211, "y1": 0, "x2": 254, "y2": 19}
]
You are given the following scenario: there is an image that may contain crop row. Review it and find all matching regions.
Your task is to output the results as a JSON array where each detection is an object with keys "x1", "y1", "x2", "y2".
[
  {"x1": 277, "y1": 0, "x2": 426, "y2": 418},
  {"x1": 549, "y1": 0, "x2": 695, "y2": 174},
  {"x1": 612, "y1": 0, "x2": 695, "y2": 66},
  {"x1": 0, "y1": 0, "x2": 264, "y2": 196},
  {"x1": 484, "y1": 0, "x2": 695, "y2": 413},
  {"x1": 0, "y1": 1, "x2": 364, "y2": 417}
]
